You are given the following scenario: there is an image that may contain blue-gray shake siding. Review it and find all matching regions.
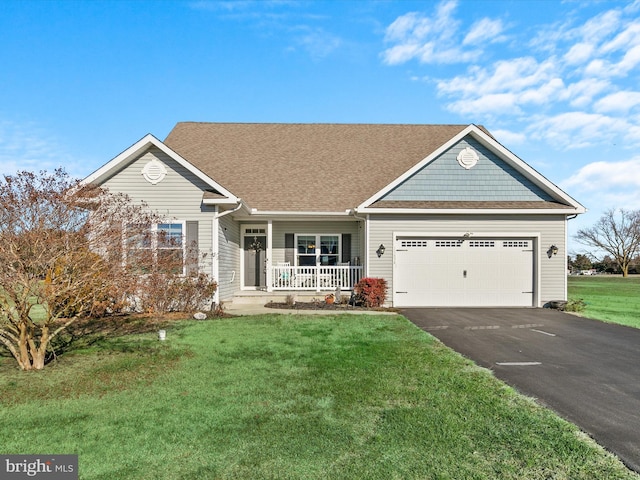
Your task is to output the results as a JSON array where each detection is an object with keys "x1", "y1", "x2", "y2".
[{"x1": 382, "y1": 138, "x2": 555, "y2": 202}]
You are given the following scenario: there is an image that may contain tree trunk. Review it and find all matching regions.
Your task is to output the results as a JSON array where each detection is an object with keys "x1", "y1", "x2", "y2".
[{"x1": 16, "y1": 323, "x2": 49, "y2": 370}]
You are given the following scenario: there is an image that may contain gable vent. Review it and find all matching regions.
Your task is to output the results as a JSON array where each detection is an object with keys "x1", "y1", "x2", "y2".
[
  {"x1": 457, "y1": 147, "x2": 479, "y2": 170},
  {"x1": 141, "y1": 159, "x2": 167, "y2": 185}
]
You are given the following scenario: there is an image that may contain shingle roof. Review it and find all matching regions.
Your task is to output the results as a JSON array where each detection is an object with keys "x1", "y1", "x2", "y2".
[{"x1": 164, "y1": 122, "x2": 472, "y2": 212}]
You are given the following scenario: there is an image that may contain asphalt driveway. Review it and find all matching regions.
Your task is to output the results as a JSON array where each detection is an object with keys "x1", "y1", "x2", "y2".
[{"x1": 402, "y1": 308, "x2": 640, "y2": 473}]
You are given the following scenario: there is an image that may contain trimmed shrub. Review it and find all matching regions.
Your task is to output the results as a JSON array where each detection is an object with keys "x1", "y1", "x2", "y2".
[{"x1": 354, "y1": 277, "x2": 388, "y2": 307}]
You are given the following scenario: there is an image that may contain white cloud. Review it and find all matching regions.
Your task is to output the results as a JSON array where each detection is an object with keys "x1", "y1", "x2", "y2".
[
  {"x1": 491, "y1": 128, "x2": 526, "y2": 146},
  {"x1": 381, "y1": 0, "x2": 495, "y2": 65},
  {"x1": 292, "y1": 26, "x2": 343, "y2": 60},
  {"x1": 382, "y1": 1, "x2": 640, "y2": 153},
  {"x1": 594, "y1": 91, "x2": 640, "y2": 113},
  {"x1": 383, "y1": 43, "x2": 423, "y2": 64},
  {"x1": 564, "y1": 42, "x2": 595, "y2": 65},
  {"x1": 528, "y1": 112, "x2": 632, "y2": 149},
  {"x1": 561, "y1": 155, "x2": 640, "y2": 220},
  {"x1": 463, "y1": 18, "x2": 506, "y2": 46},
  {"x1": 600, "y1": 21, "x2": 640, "y2": 54},
  {"x1": 446, "y1": 93, "x2": 520, "y2": 116},
  {"x1": 437, "y1": 57, "x2": 565, "y2": 115},
  {"x1": 562, "y1": 156, "x2": 640, "y2": 191},
  {"x1": 0, "y1": 120, "x2": 75, "y2": 176},
  {"x1": 564, "y1": 78, "x2": 611, "y2": 108},
  {"x1": 438, "y1": 57, "x2": 557, "y2": 98}
]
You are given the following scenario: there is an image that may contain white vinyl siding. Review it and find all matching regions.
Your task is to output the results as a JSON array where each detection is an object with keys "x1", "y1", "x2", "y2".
[
  {"x1": 217, "y1": 214, "x2": 241, "y2": 301},
  {"x1": 368, "y1": 214, "x2": 567, "y2": 307},
  {"x1": 102, "y1": 147, "x2": 214, "y2": 276}
]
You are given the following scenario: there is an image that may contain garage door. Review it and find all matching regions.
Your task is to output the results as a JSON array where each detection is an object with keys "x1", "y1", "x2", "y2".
[{"x1": 394, "y1": 237, "x2": 534, "y2": 307}]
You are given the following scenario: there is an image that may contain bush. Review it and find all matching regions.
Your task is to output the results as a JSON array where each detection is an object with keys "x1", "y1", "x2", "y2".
[
  {"x1": 354, "y1": 277, "x2": 388, "y2": 308},
  {"x1": 565, "y1": 298, "x2": 586, "y2": 313},
  {"x1": 138, "y1": 272, "x2": 217, "y2": 314}
]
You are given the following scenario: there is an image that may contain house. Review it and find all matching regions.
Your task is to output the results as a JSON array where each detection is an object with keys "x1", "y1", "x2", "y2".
[{"x1": 83, "y1": 122, "x2": 585, "y2": 308}]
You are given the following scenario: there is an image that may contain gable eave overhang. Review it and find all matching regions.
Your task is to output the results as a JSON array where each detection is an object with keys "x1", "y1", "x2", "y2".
[
  {"x1": 230, "y1": 209, "x2": 355, "y2": 222},
  {"x1": 202, "y1": 197, "x2": 241, "y2": 205},
  {"x1": 82, "y1": 133, "x2": 239, "y2": 203},
  {"x1": 356, "y1": 207, "x2": 585, "y2": 215},
  {"x1": 357, "y1": 124, "x2": 586, "y2": 214}
]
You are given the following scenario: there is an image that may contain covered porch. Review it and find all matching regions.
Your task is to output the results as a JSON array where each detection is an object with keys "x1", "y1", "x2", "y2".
[
  {"x1": 268, "y1": 264, "x2": 364, "y2": 292},
  {"x1": 238, "y1": 220, "x2": 365, "y2": 294}
]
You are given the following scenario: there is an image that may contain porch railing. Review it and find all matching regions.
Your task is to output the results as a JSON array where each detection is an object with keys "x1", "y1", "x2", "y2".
[{"x1": 269, "y1": 265, "x2": 363, "y2": 291}]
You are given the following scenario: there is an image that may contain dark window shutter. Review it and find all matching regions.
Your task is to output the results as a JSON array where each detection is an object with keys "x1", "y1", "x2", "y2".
[
  {"x1": 186, "y1": 221, "x2": 199, "y2": 275},
  {"x1": 285, "y1": 233, "x2": 295, "y2": 265},
  {"x1": 342, "y1": 233, "x2": 351, "y2": 264}
]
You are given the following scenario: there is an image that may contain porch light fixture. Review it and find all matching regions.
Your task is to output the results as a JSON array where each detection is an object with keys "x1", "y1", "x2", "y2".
[
  {"x1": 548, "y1": 245, "x2": 559, "y2": 258},
  {"x1": 376, "y1": 244, "x2": 386, "y2": 257}
]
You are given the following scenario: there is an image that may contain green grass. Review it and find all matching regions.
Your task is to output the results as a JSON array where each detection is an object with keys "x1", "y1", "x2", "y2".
[
  {"x1": 1, "y1": 314, "x2": 636, "y2": 479},
  {"x1": 568, "y1": 275, "x2": 640, "y2": 328}
]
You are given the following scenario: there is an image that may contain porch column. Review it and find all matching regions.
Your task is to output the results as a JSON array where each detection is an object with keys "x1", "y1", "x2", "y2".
[{"x1": 266, "y1": 220, "x2": 273, "y2": 292}]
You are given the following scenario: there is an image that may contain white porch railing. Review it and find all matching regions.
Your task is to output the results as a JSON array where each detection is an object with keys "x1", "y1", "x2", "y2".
[{"x1": 269, "y1": 265, "x2": 363, "y2": 291}]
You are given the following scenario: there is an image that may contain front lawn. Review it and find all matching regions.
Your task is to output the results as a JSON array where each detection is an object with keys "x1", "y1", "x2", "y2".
[
  {"x1": 568, "y1": 275, "x2": 640, "y2": 328},
  {"x1": 0, "y1": 314, "x2": 635, "y2": 479}
]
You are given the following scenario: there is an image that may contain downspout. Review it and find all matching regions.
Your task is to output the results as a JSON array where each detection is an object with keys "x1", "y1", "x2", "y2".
[{"x1": 216, "y1": 200, "x2": 243, "y2": 219}]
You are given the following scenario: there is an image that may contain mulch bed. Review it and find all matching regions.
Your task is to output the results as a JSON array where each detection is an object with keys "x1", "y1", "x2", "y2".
[{"x1": 265, "y1": 301, "x2": 399, "y2": 312}]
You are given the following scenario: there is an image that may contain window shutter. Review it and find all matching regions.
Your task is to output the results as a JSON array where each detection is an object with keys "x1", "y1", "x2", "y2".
[
  {"x1": 342, "y1": 233, "x2": 351, "y2": 264},
  {"x1": 285, "y1": 233, "x2": 295, "y2": 265},
  {"x1": 186, "y1": 221, "x2": 199, "y2": 275}
]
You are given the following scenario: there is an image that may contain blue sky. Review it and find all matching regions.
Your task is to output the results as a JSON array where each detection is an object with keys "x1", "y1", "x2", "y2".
[{"x1": 1, "y1": 0, "x2": 640, "y2": 253}]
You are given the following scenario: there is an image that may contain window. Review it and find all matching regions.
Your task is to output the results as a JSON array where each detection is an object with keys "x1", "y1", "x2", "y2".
[
  {"x1": 157, "y1": 223, "x2": 185, "y2": 273},
  {"x1": 296, "y1": 234, "x2": 340, "y2": 266},
  {"x1": 126, "y1": 222, "x2": 185, "y2": 274}
]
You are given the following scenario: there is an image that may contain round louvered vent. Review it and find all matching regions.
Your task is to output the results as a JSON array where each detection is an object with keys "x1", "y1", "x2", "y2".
[
  {"x1": 141, "y1": 159, "x2": 167, "y2": 185},
  {"x1": 456, "y1": 147, "x2": 479, "y2": 170}
]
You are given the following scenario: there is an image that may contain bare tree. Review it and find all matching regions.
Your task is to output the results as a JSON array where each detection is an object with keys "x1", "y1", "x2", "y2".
[
  {"x1": 574, "y1": 208, "x2": 640, "y2": 277},
  {"x1": 0, "y1": 169, "x2": 164, "y2": 370}
]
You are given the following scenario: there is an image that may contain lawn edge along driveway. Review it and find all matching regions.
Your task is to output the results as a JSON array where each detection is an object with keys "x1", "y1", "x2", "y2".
[{"x1": 403, "y1": 307, "x2": 640, "y2": 474}]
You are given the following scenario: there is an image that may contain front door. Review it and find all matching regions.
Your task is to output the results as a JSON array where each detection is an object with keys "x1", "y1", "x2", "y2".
[{"x1": 243, "y1": 235, "x2": 266, "y2": 288}]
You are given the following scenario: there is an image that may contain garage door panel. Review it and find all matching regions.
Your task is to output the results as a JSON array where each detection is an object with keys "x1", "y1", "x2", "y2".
[{"x1": 394, "y1": 237, "x2": 534, "y2": 307}]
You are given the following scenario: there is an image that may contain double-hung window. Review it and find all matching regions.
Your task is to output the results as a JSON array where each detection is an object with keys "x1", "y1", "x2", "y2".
[
  {"x1": 296, "y1": 234, "x2": 340, "y2": 266},
  {"x1": 126, "y1": 222, "x2": 186, "y2": 274},
  {"x1": 157, "y1": 223, "x2": 185, "y2": 273}
]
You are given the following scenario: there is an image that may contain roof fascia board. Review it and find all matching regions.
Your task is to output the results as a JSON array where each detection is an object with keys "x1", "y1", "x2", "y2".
[
  {"x1": 232, "y1": 210, "x2": 355, "y2": 222},
  {"x1": 358, "y1": 124, "x2": 586, "y2": 214},
  {"x1": 357, "y1": 207, "x2": 582, "y2": 215},
  {"x1": 202, "y1": 198, "x2": 240, "y2": 205},
  {"x1": 249, "y1": 210, "x2": 351, "y2": 216},
  {"x1": 82, "y1": 133, "x2": 239, "y2": 203}
]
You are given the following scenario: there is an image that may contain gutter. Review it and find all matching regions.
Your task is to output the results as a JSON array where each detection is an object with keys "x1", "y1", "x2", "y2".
[{"x1": 215, "y1": 200, "x2": 243, "y2": 219}]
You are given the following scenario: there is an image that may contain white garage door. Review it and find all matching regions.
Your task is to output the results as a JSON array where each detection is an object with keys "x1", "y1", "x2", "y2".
[{"x1": 394, "y1": 237, "x2": 534, "y2": 307}]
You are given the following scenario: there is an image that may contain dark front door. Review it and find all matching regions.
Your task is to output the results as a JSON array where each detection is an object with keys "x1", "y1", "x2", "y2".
[{"x1": 244, "y1": 235, "x2": 266, "y2": 288}]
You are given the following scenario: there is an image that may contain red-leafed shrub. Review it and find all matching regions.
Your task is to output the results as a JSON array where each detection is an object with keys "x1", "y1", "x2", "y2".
[{"x1": 354, "y1": 277, "x2": 388, "y2": 307}]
